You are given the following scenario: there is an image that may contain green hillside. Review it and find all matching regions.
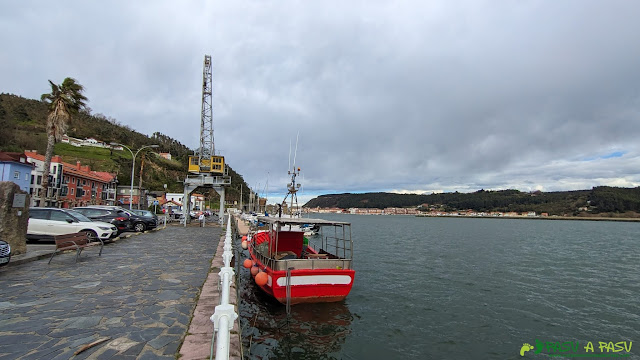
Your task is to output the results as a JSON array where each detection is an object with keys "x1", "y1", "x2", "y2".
[
  {"x1": 0, "y1": 92, "x2": 251, "y2": 206},
  {"x1": 304, "y1": 187, "x2": 640, "y2": 217}
]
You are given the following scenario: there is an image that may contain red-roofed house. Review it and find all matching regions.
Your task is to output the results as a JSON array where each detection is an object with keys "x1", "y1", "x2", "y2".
[
  {"x1": 25, "y1": 151, "x2": 118, "y2": 208},
  {"x1": 60, "y1": 160, "x2": 118, "y2": 208}
]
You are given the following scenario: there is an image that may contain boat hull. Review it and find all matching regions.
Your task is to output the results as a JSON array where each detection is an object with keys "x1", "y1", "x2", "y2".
[{"x1": 249, "y1": 252, "x2": 355, "y2": 304}]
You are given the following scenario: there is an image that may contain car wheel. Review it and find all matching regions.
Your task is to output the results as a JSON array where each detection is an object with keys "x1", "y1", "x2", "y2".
[
  {"x1": 83, "y1": 230, "x2": 98, "y2": 242},
  {"x1": 134, "y1": 222, "x2": 146, "y2": 232}
]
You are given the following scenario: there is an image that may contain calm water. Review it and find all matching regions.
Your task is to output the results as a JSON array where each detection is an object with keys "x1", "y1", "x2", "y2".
[{"x1": 237, "y1": 214, "x2": 640, "y2": 359}]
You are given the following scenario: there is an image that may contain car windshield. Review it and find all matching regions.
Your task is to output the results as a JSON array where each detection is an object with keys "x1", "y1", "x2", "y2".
[{"x1": 66, "y1": 209, "x2": 93, "y2": 222}]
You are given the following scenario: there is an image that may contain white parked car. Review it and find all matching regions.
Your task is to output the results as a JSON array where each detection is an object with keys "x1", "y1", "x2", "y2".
[{"x1": 27, "y1": 208, "x2": 117, "y2": 242}]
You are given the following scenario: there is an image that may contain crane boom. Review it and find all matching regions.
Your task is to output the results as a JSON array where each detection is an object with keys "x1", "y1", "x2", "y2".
[{"x1": 188, "y1": 55, "x2": 225, "y2": 174}]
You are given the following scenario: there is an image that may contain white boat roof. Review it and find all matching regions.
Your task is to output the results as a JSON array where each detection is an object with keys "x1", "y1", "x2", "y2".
[{"x1": 257, "y1": 216, "x2": 350, "y2": 226}]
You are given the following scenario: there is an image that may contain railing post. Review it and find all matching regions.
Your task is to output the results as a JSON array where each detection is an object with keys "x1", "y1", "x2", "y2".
[{"x1": 210, "y1": 213, "x2": 238, "y2": 360}]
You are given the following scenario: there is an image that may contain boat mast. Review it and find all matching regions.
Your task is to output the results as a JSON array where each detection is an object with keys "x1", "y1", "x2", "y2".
[
  {"x1": 287, "y1": 167, "x2": 301, "y2": 216},
  {"x1": 282, "y1": 133, "x2": 301, "y2": 217}
]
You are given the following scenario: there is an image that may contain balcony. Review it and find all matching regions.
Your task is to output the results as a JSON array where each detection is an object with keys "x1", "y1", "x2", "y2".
[{"x1": 104, "y1": 188, "x2": 117, "y2": 201}]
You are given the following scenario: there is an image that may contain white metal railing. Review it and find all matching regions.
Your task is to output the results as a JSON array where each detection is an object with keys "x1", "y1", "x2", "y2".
[{"x1": 209, "y1": 213, "x2": 238, "y2": 360}]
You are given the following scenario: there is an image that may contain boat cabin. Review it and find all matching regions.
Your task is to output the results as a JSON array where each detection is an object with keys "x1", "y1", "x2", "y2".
[{"x1": 252, "y1": 216, "x2": 353, "y2": 271}]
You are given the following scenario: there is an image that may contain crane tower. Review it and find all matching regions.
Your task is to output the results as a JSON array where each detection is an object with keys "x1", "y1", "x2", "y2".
[
  {"x1": 183, "y1": 55, "x2": 231, "y2": 225},
  {"x1": 200, "y1": 55, "x2": 214, "y2": 158},
  {"x1": 188, "y1": 55, "x2": 225, "y2": 174}
]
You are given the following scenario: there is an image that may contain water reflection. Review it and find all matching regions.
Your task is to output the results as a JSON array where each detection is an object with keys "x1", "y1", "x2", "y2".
[{"x1": 239, "y1": 267, "x2": 353, "y2": 359}]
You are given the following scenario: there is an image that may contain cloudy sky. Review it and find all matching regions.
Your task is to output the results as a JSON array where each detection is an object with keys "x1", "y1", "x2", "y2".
[{"x1": 3, "y1": 1, "x2": 640, "y2": 204}]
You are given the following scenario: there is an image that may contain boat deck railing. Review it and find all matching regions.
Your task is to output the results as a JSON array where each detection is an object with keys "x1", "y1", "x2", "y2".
[
  {"x1": 209, "y1": 213, "x2": 238, "y2": 360},
  {"x1": 250, "y1": 222, "x2": 353, "y2": 272},
  {"x1": 309, "y1": 235, "x2": 353, "y2": 261}
]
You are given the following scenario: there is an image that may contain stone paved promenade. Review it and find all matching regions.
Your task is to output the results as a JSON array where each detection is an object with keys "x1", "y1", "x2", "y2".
[{"x1": 0, "y1": 225, "x2": 222, "y2": 359}]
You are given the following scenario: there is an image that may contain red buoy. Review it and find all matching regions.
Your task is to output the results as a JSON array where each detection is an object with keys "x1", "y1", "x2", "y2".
[
  {"x1": 243, "y1": 259, "x2": 252, "y2": 268},
  {"x1": 250, "y1": 266, "x2": 259, "y2": 276},
  {"x1": 255, "y1": 271, "x2": 268, "y2": 286}
]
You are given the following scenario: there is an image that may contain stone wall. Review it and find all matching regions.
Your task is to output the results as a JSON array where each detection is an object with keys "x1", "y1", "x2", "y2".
[{"x1": 0, "y1": 182, "x2": 29, "y2": 255}]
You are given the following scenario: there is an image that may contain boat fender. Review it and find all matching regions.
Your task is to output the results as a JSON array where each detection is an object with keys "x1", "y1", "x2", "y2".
[
  {"x1": 250, "y1": 266, "x2": 259, "y2": 276},
  {"x1": 241, "y1": 240, "x2": 248, "y2": 249},
  {"x1": 255, "y1": 271, "x2": 268, "y2": 286},
  {"x1": 243, "y1": 259, "x2": 252, "y2": 268}
]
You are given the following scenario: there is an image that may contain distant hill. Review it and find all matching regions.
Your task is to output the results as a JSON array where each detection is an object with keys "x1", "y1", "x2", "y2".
[
  {"x1": 0, "y1": 92, "x2": 250, "y2": 205},
  {"x1": 304, "y1": 187, "x2": 640, "y2": 216}
]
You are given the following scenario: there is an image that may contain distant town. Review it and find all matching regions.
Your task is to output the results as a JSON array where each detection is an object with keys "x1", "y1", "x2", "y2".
[{"x1": 306, "y1": 206, "x2": 550, "y2": 217}]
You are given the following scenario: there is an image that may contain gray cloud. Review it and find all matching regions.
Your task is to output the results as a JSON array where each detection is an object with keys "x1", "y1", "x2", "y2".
[{"x1": 3, "y1": 0, "x2": 640, "y2": 202}]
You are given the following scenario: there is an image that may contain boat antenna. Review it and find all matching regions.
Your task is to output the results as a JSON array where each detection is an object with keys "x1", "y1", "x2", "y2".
[
  {"x1": 262, "y1": 175, "x2": 269, "y2": 215},
  {"x1": 265, "y1": 172, "x2": 269, "y2": 214},
  {"x1": 293, "y1": 132, "x2": 299, "y2": 170},
  {"x1": 288, "y1": 139, "x2": 292, "y2": 172}
]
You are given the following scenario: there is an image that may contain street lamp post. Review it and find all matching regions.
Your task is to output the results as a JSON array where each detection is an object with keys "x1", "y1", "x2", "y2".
[{"x1": 111, "y1": 143, "x2": 159, "y2": 209}]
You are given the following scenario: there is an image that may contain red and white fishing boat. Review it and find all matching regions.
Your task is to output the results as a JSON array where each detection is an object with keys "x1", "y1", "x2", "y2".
[{"x1": 246, "y1": 166, "x2": 355, "y2": 305}]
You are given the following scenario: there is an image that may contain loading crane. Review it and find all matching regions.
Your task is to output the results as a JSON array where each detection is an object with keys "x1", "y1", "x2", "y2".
[{"x1": 182, "y1": 55, "x2": 231, "y2": 225}]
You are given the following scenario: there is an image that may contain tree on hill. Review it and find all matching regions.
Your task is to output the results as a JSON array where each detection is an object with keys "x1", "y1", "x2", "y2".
[{"x1": 40, "y1": 78, "x2": 87, "y2": 204}]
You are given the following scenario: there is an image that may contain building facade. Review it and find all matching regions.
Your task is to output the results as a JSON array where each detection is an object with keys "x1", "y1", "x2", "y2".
[
  {"x1": 0, "y1": 152, "x2": 34, "y2": 192},
  {"x1": 165, "y1": 192, "x2": 205, "y2": 212},
  {"x1": 60, "y1": 161, "x2": 118, "y2": 208},
  {"x1": 24, "y1": 151, "x2": 117, "y2": 208},
  {"x1": 24, "y1": 151, "x2": 65, "y2": 207},
  {"x1": 115, "y1": 186, "x2": 149, "y2": 209}
]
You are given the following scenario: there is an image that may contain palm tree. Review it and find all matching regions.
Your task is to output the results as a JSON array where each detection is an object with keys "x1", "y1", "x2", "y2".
[{"x1": 40, "y1": 78, "x2": 87, "y2": 205}]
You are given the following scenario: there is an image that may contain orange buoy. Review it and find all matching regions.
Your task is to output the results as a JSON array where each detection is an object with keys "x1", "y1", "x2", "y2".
[
  {"x1": 242, "y1": 235, "x2": 247, "y2": 241},
  {"x1": 250, "y1": 266, "x2": 259, "y2": 276},
  {"x1": 255, "y1": 271, "x2": 268, "y2": 286},
  {"x1": 243, "y1": 259, "x2": 252, "y2": 268},
  {"x1": 241, "y1": 240, "x2": 248, "y2": 249}
]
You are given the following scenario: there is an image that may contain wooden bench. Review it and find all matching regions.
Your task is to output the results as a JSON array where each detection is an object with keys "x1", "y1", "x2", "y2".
[{"x1": 48, "y1": 232, "x2": 104, "y2": 264}]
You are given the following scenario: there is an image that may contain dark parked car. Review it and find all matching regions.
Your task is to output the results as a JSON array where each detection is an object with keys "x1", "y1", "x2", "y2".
[
  {"x1": 132, "y1": 209, "x2": 158, "y2": 222},
  {"x1": 0, "y1": 240, "x2": 10, "y2": 267},
  {"x1": 130, "y1": 209, "x2": 158, "y2": 231},
  {"x1": 74, "y1": 206, "x2": 156, "y2": 233},
  {"x1": 72, "y1": 206, "x2": 133, "y2": 234}
]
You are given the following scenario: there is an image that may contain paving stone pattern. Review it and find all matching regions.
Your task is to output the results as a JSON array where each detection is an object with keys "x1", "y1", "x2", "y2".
[{"x1": 0, "y1": 226, "x2": 221, "y2": 359}]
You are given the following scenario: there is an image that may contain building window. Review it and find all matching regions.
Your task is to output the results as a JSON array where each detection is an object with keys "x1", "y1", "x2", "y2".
[
  {"x1": 31, "y1": 174, "x2": 34, "y2": 184},
  {"x1": 83, "y1": 179, "x2": 86, "y2": 185},
  {"x1": 37, "y1": 175, "x2": 42, "y2": 185},
  {"x1": 52, "y1": 166, "x2": 56, "y2": 174},
  {"x1": 71, "y1": 188, "x2": 74, "y2": 195},
  {"x1": 14, "y1": 171, "x2": 20, "y2": 179},
  {"x1": 25, "y1": 173, "x2": 29, "y2": 181},
  {"x1": 77, "y1": 178, "x2": 80, "y2": 185}
]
